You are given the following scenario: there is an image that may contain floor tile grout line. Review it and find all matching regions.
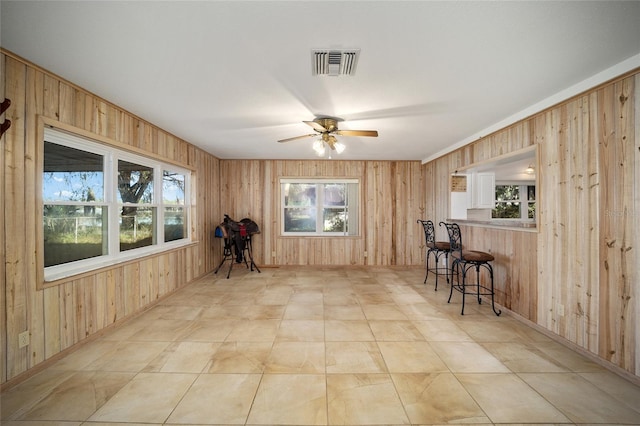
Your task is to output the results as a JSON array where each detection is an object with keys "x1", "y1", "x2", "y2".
[
  {"x1": 6, "y1": 272, "x2": 640, "y2": 423},
  {"x1": 244, "y1": 369, "x2": 267, "y2": 426}
]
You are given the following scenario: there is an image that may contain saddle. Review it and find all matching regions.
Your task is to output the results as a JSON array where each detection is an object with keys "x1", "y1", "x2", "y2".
[{"x1": 215, "y1": 214, "x2": 260, "y2": 262}]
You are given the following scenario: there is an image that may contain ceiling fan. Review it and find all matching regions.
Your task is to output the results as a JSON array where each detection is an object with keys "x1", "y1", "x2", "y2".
[{"x1": 277, "y1": 117, "x2": 378, "y2": 155}]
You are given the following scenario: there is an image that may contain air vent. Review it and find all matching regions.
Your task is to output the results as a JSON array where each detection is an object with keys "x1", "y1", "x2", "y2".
[{"x1": 311, "y1": 49, "x2": 360, "y2": 76}]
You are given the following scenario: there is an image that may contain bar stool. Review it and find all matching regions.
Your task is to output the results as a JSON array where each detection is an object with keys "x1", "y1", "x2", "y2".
[
  {"x1": 443, "y1": 222, "x2": 501, "y2": 316},
  {"x1": 417, "y1": 219, "x2": 451, "y2": 290}
]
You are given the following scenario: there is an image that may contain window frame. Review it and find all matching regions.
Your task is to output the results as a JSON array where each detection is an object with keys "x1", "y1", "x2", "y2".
[
  {"x1": 280, "y1": 178, "x2": 360, "y2": 237},
  {"x1": 40, "y1": 123, "x2": 194, "y2": 284},
  {"x1": 492, "y1": 182, "x2": 536, "y2": 220}
]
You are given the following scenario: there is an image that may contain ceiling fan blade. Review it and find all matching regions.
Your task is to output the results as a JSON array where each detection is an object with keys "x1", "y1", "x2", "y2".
[
  {"x1": 303, "y1": 120, "x2": 328, "y2": 133},
  {"x1": 277, "y1": 134, "x2": 317, "y2": 143},
  {"x1": 335, "y1": 129, "x2": 379, "y2": 137}
]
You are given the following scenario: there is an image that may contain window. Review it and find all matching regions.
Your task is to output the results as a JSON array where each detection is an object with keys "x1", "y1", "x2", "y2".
[
  {"x1": 118, "y1": 159, "x2": 155, "y2": 251},
  {"x1": 492, "y1": 184, "x2": 536, "y2": 219},
  {"x1": 43, "y1": 141, "x2": 108, "y2": 267},
  {"x1": 43, "y1": 128, "x2": 192, "y2": 281},
  {"x1": 162, "y1": 170, "x2": 187, "y2": 243},
  {"x1": 281, "y1": 179, "x2": 359, "y2": 236}
]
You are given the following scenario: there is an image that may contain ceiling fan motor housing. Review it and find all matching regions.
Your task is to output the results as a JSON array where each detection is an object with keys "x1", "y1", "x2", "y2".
[
  {"x1": 321, "y1": 133, "x2": 338, "y2": 145},
  {"x1": 315, "y1": 118, "x2": 338, "y2": 133}
]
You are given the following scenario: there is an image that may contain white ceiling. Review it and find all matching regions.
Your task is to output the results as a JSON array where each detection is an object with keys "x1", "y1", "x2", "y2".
[{"x1": 2, "y1": 1, "x2": 639, "y2": 161}]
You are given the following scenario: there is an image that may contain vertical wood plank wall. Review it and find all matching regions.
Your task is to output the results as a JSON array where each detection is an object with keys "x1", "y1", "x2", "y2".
[
  {"x1": 217, "y1": 159, "x2": 426, "y2": 267},
  {"x1": 1, "y1": 52, "x2": 222, "y2": 385},
  {"x1": 424, "y1": 71, "x2": 639, "y2": 377},
  {"x1": 2, "y1": 47, "x2": 639, "y2": 385}
]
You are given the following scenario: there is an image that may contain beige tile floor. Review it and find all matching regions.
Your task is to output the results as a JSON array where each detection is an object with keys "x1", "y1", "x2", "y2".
[{"x1": 2, "y1": 266, "x2": 640, "y2": 425}]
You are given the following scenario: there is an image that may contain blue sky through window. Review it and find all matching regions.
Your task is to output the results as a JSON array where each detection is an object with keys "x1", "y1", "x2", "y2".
[{"x1": 43, "y1": 172, "x2": 104, "y2": 202}]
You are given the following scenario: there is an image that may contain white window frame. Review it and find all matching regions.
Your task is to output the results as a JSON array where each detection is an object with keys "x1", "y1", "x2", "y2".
[
  {"x1": 492, "y1": 182, "x2": 536, "y2": 221},
  {"x1": 43, "y1": 128, "x2": 192, "y2": 282},
  {"x1": 280, "y1": 178, "x2": 359, "y2": 237}
]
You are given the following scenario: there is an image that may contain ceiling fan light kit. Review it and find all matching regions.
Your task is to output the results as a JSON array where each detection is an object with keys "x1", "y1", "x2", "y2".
[{"x1": 313, "y1": 139, "x2": 326, "y2": 157}]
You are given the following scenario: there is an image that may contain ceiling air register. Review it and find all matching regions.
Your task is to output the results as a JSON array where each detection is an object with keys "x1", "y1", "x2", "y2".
[{"x1": 311, "y1": 49, "x2": 360, "y2": 76}]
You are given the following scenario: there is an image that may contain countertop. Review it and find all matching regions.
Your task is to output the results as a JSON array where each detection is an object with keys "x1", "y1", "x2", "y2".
[{"x1": 447, "y1": 218, "x2": 537, "y2": 232}]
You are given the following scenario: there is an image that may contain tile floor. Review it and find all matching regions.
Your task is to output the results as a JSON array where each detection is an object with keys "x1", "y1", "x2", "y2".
[{"x1": 2, "y1": 266, "x2": 640, "y2": 425}]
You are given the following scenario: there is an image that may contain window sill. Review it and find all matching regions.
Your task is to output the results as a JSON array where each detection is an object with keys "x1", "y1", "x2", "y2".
[
  {"x1": 279, "y1": 235, "x2": 362, "y2": 239},
  {"x1": 41, "y1": 241, "x2": 198, "y2": 288}
]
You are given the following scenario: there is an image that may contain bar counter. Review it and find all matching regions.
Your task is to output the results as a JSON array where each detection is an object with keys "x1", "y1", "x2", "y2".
[{"x1": 447, "y1": 218, "x2": 537, "y2": 232}]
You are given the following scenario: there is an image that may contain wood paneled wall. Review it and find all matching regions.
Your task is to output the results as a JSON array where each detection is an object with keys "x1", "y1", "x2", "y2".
[
  {"x1": 1, "y1": 51, "x2": 222, "y2": 386},
  {"x1": 456, "y1": 225, "x2": 538, "y2": 321},
  {"x1": 218, "y1": 159, "x2": 426, "y2": 266},
  {"x1": 424, "y1": 71, "x2": 639, "y2": 378},
  {"x1": 2, "y1": 46, "x2": 638, "y2": 385}
]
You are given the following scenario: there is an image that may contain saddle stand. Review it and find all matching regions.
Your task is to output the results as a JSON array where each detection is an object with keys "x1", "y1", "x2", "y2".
[{"x1": 214, "y1": 216, "x2": 261, "y2": 279}]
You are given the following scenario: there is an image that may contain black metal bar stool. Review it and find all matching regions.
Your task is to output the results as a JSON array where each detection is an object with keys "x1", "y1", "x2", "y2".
[
  {"x1": 443, "y1": 222, "x2": 501, "y2": 316},
  {"x1": 417, "y1": 219, "x2": 451, "y2": 290}
]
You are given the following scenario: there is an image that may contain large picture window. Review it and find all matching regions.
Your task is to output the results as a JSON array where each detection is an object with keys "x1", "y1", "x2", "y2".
[
  {"x1": 43, "y1": 128, "x2": 192, "y2": 281},
  {"x1": 281, "y1": 179, "x2": 359, "y2": 236}
]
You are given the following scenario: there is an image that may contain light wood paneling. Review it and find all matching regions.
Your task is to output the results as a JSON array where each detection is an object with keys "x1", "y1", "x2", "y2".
[
  {"x1": 536, "y1": 76, "x2": 637, "y2": 371},
  {"x1": 596, "y1": 78, "x2": 636, "y2": 370},
  {"x1": 218, "y1": 159, "x2": 425, "y2": 267},
  {"x1": 4, "y1": 55, "x2": 29, "y2": 380},
  {"x1": 635, "y1": 75, "x2": 640, "y2": 376},
  {"x1": 424, "y1": 70, "x2": 639, "y2": 378},
  {"x1": 456, "y1": 225, "x2": 538, "y2": 320},
  {"x1": 2, "y1": 47, "x2": 638, "y2": 386},
  {"x1": 0, "y1": 52, "x2": 6, "y2": 384},
  {"x1": 1, "y1": 51, "x2": 221, "y2": 386}
]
